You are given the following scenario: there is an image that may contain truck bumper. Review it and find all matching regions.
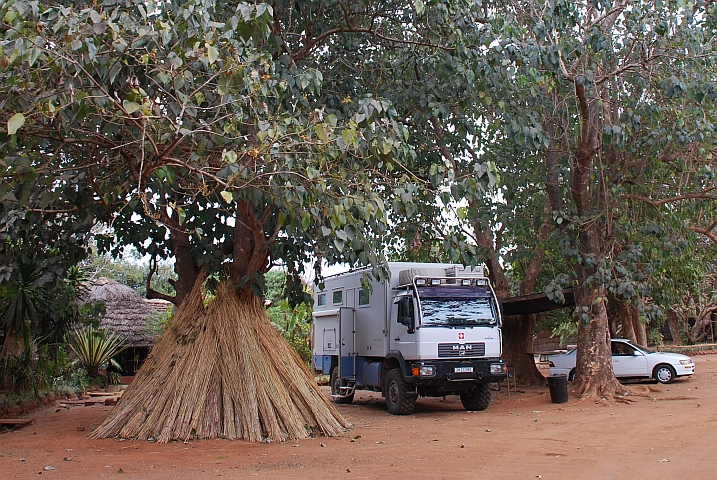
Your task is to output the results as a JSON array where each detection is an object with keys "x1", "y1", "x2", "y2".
[{"x1": 406, "y1": 359, "x2": 506, "y2": 396}]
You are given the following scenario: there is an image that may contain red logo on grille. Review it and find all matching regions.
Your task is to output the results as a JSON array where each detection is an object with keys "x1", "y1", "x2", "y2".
[{"x1": 458, "y1": 332, "x2": 465, "y2": 340}]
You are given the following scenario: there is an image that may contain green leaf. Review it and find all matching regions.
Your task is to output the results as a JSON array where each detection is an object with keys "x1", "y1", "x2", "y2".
[
  {"x1": 220, "y1": 190, "x2": 234, "y2": 203},
  {"x1": 314, "y1": 124, "x2": 328, "y2": 143},
  {"x1": 222, "y1": 150, "x2": 237, "y2": 164},
  {"x1": 207, "y1": 44, "x2": 220, "y2": 65},
  {"x1": 301, "y1": 212, "x2": 311, "y2": 230},
  {"x1": 123, "y1": 101, "x2": 140, "y2": 114},
  {"x1": 7, "y1": 113, "x2": 25, "y2": 135}
]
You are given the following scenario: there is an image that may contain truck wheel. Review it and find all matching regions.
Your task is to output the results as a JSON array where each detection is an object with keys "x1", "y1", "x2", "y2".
[
  {"x1": 460, "y1": 383, "x2": 492, "y2": 411},
  {"x1": 384, "y1": 368, "x2": 416, "y2": 415},
  {"x1": 330, "y1": 367, "x2": 354, "y2": 404}
]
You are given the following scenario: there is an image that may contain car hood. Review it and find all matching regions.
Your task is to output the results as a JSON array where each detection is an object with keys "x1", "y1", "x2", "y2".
[{"x1": 649, "y1": 352, "x2": 693, "y2": 362}]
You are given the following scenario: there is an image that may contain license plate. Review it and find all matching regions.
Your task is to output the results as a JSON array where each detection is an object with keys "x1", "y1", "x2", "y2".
[{"x1": 454, "y1": 366, "x2": 473, "y2": 373}]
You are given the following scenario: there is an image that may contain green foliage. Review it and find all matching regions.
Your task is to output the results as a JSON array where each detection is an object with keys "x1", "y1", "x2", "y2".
[
  {"x1": 1, "y1": 261, "x2": 103, "y2": 361},
  {"x1": 1, "y1": 336, "x2": 41, "y2": 395},
  {"x1": 143, "y1": 306, "x2": 174, "y2": 341},
  {"x1": 0, "y1": 0, "x2": 505, "y2": 311},
  {"x1": 0, "y1": 337, "x2": 86, "y2": 397},
  {"x1": 269, "y1": 301, "x2": 312, "y2": 365},
  {"x1": 551, "y1": 321, "x2": 579, "y2": 348},
  {"x1": 66, "y1": 328, "x2": 126, "y2": 379},
  {"x1": 2, "y1": 259, "x2": 45, "y2": 347},
  {"x1": 82, "y1": 249, "x2": 176, "y2": 298},
  {"x1": 264, "y1": 270, "x2": 286, "y2": 305}
]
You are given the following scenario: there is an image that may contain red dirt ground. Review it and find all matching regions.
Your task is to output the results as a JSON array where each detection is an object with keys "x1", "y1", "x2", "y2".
[{"x1": 2, "y1": 355, "x2": 716, "y2": 479}]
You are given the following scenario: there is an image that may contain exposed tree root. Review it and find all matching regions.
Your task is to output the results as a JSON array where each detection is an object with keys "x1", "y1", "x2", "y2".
[{"x1": 572, "y1": 375, "x2": 631, "y2": 405}]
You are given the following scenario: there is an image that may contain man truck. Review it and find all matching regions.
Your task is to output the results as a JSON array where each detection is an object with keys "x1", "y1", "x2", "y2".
[{"x1": 311, "y1": 262, "x2": 507, "y2": 414}]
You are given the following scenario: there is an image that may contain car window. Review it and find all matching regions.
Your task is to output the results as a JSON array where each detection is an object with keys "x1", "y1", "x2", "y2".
[{"x1": 612, "y1": 342, "x2": 634, "y2": 356}]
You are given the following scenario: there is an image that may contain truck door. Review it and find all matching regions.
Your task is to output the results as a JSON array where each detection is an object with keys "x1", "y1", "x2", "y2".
[
  {"x1": 339, "y1": 306, "x2": 356, "y2": 379},
  {"x1": 390, "y1": 293, "x2": 418, "y2": 360}
]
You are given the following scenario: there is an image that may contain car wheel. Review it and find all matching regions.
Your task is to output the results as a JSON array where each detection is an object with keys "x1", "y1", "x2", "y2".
[
  {"x1": 653, "y1": 364, "x2": 676, "y2": 384},
  {"x1": 460, "y1": 383, "x2": 492, "y2": 411},
  {"x1": 568, "y1": 369, "x2": 576, "y2": 382},
  {"x1": 330, "y1": 367, "x2": 354, "y2": 404},
  {"x1": 384, "y1": 368, "x2": 416, "y2": 415}
]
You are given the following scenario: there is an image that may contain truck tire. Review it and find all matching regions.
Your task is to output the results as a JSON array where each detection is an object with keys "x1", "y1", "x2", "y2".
[
  {"x1": 384, "y1": 368, "x2": 416, "y2": 415},
  {"x1": 330, "y1": 367, "x2": 354, "y2": 404},
  {"x1": 460, "y1": 382, "x2": 491, "y2": 411}
]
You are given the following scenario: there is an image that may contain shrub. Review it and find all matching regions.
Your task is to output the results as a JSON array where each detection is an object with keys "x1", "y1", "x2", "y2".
[{"x1": 66, "y1": 328, "x2": 126, "y2": 379}]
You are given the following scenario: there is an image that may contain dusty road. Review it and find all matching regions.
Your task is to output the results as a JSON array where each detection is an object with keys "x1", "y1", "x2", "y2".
[{"x1": 1, "y1": 355, "x2": 716, "y2": 479}]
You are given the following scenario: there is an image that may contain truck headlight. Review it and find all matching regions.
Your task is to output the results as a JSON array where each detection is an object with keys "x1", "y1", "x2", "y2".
[
  {"x1": 490, "y1": 363, "x2": 507, "y2": 375},
  {"x1": 419, "y1": 365, "x2": 436, "y2": 377}
]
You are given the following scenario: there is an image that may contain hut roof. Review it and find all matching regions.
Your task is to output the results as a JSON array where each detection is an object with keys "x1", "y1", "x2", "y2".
[{"x1": 83, "y1": 278, "x2": 173, "y2": 348}]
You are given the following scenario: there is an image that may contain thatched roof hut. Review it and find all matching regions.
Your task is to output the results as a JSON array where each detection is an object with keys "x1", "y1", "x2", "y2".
[{"x1": 83, "y1": 278, "x2": 173, "y2": 347}]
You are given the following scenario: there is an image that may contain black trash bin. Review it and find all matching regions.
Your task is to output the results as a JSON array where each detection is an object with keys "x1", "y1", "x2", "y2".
[{"x1": 547, "y1": 374, "x2": 568, "y2": 404}]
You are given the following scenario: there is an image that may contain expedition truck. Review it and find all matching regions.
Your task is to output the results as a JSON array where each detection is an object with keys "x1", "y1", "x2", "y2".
[{"x1": 311, "y1": 262, "x2": 507, "y2": 414}]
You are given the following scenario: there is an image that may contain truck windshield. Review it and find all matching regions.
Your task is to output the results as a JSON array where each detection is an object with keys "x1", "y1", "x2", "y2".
[{"x1": 417, "y1": 286, "x2": 497, "y2": 327}]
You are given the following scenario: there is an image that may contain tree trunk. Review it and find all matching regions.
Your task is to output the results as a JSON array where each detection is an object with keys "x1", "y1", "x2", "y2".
[
  {"x1": 666, "y1": 309, "x2": 682, "y2": 345},
  {"x1": 569, "y1": 78, "x2": 624, "y2": 401},
  {"x1": 633, "y1": 314, "x2": 647, "y2": 347},
  {"x1": 572, "y1": 285, "x2": 626, "y2": 401},
  {"x1": 501, "y1": 313, "x2": 544, "y2": 385},
  {"x1": 612, "y1": 298, "x2": 638, "y2": 343},
  {"x1": 620, "y1": 316, "x2": 636, "y2": 343},
  {"x1": 0, "y1": 327, "x2": 19, "y2": 358},
  {"x1": 689, "y1": 303, "x2": 717, "y2": 343}
]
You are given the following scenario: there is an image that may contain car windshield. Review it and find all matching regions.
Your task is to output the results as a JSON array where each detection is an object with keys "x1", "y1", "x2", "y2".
[
  {"x1": 625, "y1": 342, "x2": 654, "y2": 354},
  {"x1": 417, "y1": 286, "x2": 497, "y2": 327}
]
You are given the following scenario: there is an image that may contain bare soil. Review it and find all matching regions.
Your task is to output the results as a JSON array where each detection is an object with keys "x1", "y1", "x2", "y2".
[{"x1": 2, "y1": 355, "x2": 717, "y2": 479}]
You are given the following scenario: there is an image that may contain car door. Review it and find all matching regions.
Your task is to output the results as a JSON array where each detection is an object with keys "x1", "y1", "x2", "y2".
[{"x1": 611, "y1": 341, "x2": 648, "y2": 377}]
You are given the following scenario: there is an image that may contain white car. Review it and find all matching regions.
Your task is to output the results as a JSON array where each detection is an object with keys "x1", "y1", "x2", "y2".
[{"x1": 548, "y1": 339, "x2": 695, "y2": 384}]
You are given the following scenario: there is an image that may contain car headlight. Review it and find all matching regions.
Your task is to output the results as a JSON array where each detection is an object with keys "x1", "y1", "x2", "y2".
[{"x1": 680, "y1": 359, "x2": 693, "y2": 365}]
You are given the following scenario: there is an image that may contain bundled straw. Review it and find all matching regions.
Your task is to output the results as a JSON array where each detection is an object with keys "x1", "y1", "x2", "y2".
[{"x1": 90, "y1": 275, "x2": 350, "y2": 443}]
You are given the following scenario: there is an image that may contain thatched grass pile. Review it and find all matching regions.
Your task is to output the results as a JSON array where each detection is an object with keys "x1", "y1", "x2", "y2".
[{"x1": 89, "y1": 276, "x2": 350, "y2": 443}]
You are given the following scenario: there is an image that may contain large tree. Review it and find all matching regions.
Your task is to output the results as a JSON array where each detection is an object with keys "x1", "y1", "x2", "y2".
[
  {"x1": 0, "y1": 0, "x2": 499, "y2": 440},
  {"x1": 466, "y1": 0, "x2": 717, "y2": 399}
]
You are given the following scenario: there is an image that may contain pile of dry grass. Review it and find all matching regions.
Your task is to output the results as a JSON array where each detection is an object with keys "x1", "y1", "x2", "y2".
[{"x1": 90, "y1": 276, "x2": 350, "y2": 443}]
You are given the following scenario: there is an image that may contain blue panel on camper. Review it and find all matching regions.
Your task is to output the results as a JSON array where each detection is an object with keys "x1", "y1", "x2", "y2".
[
  {"x1": 354, "y1": 357, "x2": 367, "y2": 386},
  {"x1": 361, "y1": 361, "x2": 383, "y2": 388},
  {"x1": 340, "y1": 356, "x2": 356, "y2": 378},
  {"x1": 322, "y1": 355, "x2": 333, "y2": 374},
  {"x1": 313, "y1": 355, "x2": 334, "y2": 374}
]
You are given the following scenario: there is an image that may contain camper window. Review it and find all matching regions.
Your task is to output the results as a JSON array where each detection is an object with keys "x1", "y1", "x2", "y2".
[
  {"x1": 317, "y1": 293, "x2": 326, "y2": 306},
  {"x1": 332, "y1": 290, "x2": 343, "y2": 305},
  {"x1": 358, "y1": 288, "x2": 370, "y2": 306}
]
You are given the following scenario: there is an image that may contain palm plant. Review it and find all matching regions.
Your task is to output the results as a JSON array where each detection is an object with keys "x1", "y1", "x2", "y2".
[
  {"x1": 66, "y1": 328, "x2": 126, "y2": 379},
  {"x1": 1, "y1": 260, "x2": 46, "y2": 356}
]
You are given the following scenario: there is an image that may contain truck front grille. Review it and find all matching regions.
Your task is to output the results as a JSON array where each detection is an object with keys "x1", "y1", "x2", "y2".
[{"x1": 438, "y1": 342, "x2": 486, "y2": 358}]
